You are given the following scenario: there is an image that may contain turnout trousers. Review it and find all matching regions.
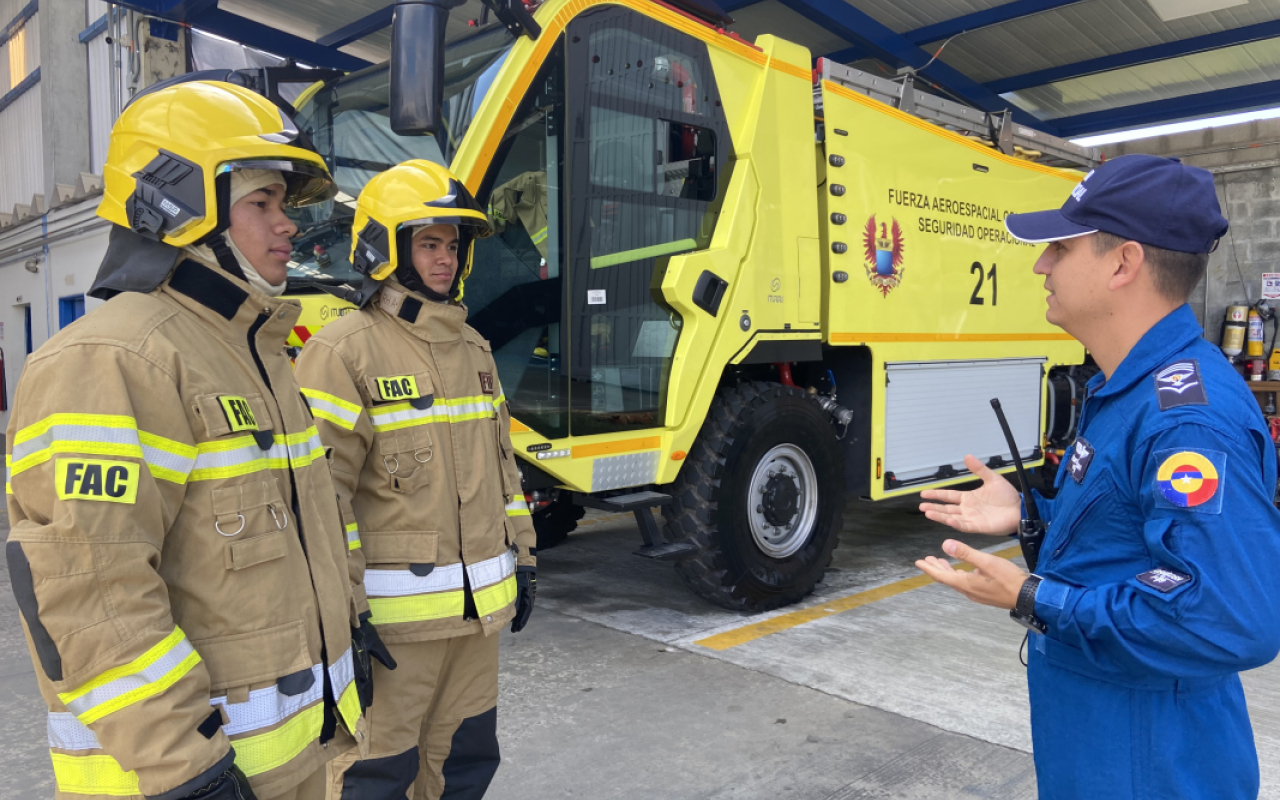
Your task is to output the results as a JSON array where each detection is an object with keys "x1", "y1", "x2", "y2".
[{"x1": 328, "y1": 632, "x2": 500, "y2": 800}]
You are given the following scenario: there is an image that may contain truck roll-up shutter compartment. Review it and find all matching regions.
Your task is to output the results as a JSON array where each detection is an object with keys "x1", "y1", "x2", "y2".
[{"x1": 882, "y1": 358, "x2": 1044, "y2": 491}]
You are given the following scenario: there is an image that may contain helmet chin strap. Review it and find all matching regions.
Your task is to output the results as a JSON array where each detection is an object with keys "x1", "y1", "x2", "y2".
[{"x1": 208, "y1": 235, "x2": 247, "y2": 282}]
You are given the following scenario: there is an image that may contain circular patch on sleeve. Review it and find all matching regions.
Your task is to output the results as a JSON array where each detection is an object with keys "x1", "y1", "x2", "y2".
[{"x1": 1156, "y1": 451, "x2": 1220, "y2": 508}]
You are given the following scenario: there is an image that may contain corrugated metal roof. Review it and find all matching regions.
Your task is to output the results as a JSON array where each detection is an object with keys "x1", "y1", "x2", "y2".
[
  {"x1": 727, "y1": 0, "x2": 851, "y2": 57},
  {"x1": 120, "y1": 0, "x2": 1280, "y2": 135},
  {"x1": 1008, "y1": 34, "x2": 1280, "y2": 119},
  {"x1": 929, "y1": 0, "x2": 1280, "y2": 85}
]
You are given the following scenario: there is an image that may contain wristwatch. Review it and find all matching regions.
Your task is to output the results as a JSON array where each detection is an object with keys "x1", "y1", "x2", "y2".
[{"x1": 1009, "y1": 575, "x2": 1047, "y2": 634}]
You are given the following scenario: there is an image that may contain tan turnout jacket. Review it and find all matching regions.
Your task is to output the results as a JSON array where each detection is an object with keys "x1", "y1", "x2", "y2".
[
  {"x1": 294, "y1": 281, "x2": 535, "y2": 644},
  {"x1": 5, "y1": 256, "x2": 363, "y2": 799}
]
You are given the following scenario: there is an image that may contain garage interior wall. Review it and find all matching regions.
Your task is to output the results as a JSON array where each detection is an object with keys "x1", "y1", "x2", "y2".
[{"x1": 1105, "y1": 120, "x2": 1280, "y2": 347}]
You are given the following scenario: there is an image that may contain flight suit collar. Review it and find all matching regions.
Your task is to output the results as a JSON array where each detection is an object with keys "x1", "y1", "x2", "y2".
[
  {"x1": 1092, "y1": 304, "x2": 1203, "y2": 400},
  {"x1": 159, "y1": 255, "x2": 301, "y2": 344},
  {"x1": 376, "y1": 280, "x2": 468, "y2": 343}
]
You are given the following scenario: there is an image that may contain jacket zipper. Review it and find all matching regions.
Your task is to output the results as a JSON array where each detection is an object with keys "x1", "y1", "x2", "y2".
[{"x1": 247, "y1": 311, "x2": 338, "y2": 743}]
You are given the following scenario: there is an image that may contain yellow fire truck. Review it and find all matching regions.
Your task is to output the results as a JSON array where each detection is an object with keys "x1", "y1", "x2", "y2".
[{"x1": 270, "y1": 0, "x2": 1097, "y2": 611}]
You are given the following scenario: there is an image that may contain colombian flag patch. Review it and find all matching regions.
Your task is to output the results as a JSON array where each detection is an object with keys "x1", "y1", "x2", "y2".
[{"x1": 1154, "y1": 448, "x2": 1226, "y2": 514}]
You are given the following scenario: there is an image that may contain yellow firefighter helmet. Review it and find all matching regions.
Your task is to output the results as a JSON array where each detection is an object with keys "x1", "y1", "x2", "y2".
[
  {"x1": 97, "y1": 80, "x2": 336, "y2": 248},
  {"x1": 350, "y1": 159, "x2": 493, "y2": 300}
]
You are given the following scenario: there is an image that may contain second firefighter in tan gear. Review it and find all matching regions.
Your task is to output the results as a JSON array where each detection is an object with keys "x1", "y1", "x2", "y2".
[{"x1": 294, "y1": 160, "x2": 536, "y2": 799}]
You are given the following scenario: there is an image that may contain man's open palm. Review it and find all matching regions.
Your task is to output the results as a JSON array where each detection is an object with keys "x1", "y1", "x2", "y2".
[{"x1": 919, "y1": 454, "x2": 1022, "y2": 535}]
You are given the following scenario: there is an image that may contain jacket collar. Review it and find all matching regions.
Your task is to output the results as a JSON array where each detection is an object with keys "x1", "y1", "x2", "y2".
[
  {"x1": 159, "y1": 256, "x2": 301, "y2": 344},
  {"x1": 375, "y1": 280, "x2": 467, "y2": 342},
  {"x1": 1093, "y1": 304, "x2": 1204, "y2": 399}
]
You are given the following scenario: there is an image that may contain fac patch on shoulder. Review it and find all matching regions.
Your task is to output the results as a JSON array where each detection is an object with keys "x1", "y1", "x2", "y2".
[
  {"x1": 1154, "y1": 448, "x2": 1227, "y2": 514},
  {"x1": 1154, "y1": 360, "x2": 1208, "y2": 411},
  {"x1": 1136, "y1": 567, "x2": 1192, "y2": 593},
  {"x1": 55, "y1": 458, "x2": 139, "y2": 504}
]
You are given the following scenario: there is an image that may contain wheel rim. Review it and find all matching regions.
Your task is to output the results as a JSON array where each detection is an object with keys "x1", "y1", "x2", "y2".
[{"x1": 747, "y1": 443, "x2": 819, "y2": 558}]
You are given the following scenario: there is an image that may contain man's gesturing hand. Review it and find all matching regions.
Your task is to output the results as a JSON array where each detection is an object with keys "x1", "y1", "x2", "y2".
[
  {"x1": 915, "y1": 539, "x2": 1026, "y2": 610},
  {"x1": 919, "y1": 454, "x2": 1022, "y2": 535}
]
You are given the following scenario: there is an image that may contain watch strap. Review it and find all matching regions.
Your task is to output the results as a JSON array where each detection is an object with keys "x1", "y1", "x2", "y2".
[{"x1": 1015, "y1": 575, "x2": 1042, "y2": 618}]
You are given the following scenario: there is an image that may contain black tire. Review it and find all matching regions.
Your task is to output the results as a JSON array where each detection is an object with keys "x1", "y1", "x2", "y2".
[
  {"x1": 532, "y1": 492, "x2": 585, "y2": 551},
  {"x1": 664, "y1": 381, "x2": 845, "y2": 612}
]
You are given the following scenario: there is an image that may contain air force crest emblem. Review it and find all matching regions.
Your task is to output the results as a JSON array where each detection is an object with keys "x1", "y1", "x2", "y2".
[
  {"x1": 862, "y1": 215, "x2": 905, "y2": 297},
  {"x1": 1069, "y1": 437, "x2": 1094, "y2": 484},
  {"x1": 1155, "y1": 360, "x2": 1208, "y2": 411}
]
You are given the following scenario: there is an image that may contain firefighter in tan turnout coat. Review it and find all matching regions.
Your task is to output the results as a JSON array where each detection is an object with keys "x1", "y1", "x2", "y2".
[
  {"x1": 293, "y1": 160, "x2": 536, "y2": 799},
  {"x1": 4, "y1": 81, "x2": 388, "y2": 800}
]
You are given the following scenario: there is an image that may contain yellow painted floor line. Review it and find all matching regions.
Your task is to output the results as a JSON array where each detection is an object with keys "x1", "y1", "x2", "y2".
[{"x1": 694, "y1": 545, "x2": 1024, "y2": 652}]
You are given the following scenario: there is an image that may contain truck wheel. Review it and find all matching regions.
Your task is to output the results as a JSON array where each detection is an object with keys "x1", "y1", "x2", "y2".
[
  {"x1": 532, "y1": 492, "x2": 585, "y2": 551},
  {"x1": 665, "y1": 381, "x2": 845, "y2": 612}
]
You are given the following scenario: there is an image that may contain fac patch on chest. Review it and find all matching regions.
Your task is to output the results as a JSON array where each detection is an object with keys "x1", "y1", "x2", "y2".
[
  {"x1": 479, "y1": 372, "x2": 495, "y2": 395},
  {"x1": 218, "y1": 395, "x2": 259, "y2": 432},
  {"x1": 1136, "y1": 567, "x2": 1192, "y2": 593},
  {"x1": 55, "y1": 458, "x2": 139, "y2": 504},
  {"x1": 1154, "y1": 360, "x2": 1208, "y2": 411},
  {"x1": 376, "y1": 375, "x2": 420, "y2": 401},
  {"x1": 1154, "y1": 447, "x2": 1227, "y2": 514},
  {"x1": 1068, "y1": 437, "x2": 1095, "y2": 484}
]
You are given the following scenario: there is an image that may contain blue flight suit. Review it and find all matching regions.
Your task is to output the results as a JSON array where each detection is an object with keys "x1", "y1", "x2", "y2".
[{"x1": 1027, "y1": 304, "x2": 1280, "y2": 799}]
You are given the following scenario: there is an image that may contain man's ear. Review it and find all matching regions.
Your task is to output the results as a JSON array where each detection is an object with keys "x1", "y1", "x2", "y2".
[{"x1": 1108, "y1": 240, "x2": 1145, "y2": 292}]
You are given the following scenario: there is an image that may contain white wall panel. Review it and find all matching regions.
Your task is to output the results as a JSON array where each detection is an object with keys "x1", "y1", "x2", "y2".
[{"x1": 0, "y1": 83, "x2": 43, "y2": 211}]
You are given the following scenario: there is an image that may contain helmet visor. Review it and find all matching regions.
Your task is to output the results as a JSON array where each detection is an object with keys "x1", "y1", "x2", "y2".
[{"x1": 219, "y1": 159, "x2": 337, "y2": 207}]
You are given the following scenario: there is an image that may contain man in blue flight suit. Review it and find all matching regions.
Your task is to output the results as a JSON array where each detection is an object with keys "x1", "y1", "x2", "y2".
[{"x1": 915, "y1": 154, "x2": 1280, "y2": 799}]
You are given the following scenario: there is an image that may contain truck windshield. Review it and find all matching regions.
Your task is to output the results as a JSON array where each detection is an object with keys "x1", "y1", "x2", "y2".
[{"x1": 285, "y1": 24, "x2": 515, "y2": 289}]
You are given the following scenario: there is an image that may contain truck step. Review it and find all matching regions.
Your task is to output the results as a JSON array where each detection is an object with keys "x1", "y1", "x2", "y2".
[
  {"x1": 573, "y1": 490, "x2": 672, "y2": 512},
  {"x1": 633, "y1": 542, "x2": 699, "y2": 561}
]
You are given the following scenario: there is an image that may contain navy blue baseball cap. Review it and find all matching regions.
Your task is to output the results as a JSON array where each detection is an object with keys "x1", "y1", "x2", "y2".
[{"x1": 1004, "y1": 154, "x2": 1229, "y2": 253}]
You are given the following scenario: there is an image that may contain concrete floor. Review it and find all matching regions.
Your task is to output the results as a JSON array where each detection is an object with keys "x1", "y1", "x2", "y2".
[{"x1": 2, "y1": 497, "x2": 1278, "y2": 798}]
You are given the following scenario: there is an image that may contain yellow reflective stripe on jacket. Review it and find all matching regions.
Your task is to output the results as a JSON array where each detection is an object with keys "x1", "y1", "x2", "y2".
[
  {"x1": 5, "y1": 454, "x2": 11, "y2": 495},
  {"x1": 49, "y1": 753, "x2": 140, "y2": 796},
  {"x1": 329, "y1": 646, "x2": 361, "y2": 733},
  {"x1": 301, "y1": 388, "x2": 362, "y2": 431},
  {"x1": 473, "y1": 575, "x2": 518, "y2": 618},
  {"x1": 10, "y1": 413, "x2": 196, "y2": 483},
  {"x1": 367, "y1": 590, "x2": 467, "y2": 625},
  {"x1": 57, "y1": 628, "x2": 200, "y2": 725},
  {"x1": 345, "y1": 522, "x2": 361, "y2": 551},
  {"x1": 468, "y1": 551, "x2": 518, "y2": 618},
  {"x1": 367, "y1": 394, "x2": 496, "y2": 433},
  {"x1": 189, "y1": 428, "x2": 325, "y2": 482},
  {"x1": 505, "y1": 498, "x2": 530, "y2": 517},
  {"x1": 234, "y1": 703, "x2": 323, "y2": 777}
]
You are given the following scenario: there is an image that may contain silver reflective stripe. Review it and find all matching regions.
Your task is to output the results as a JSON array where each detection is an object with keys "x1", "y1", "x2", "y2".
[
  {"x1": 466, "y1": 550, "x2": 516, "y2": 590},
  {"x1": 192, "y1": 441, "x2": 286, "y2": 472},
  {"x1": 210, "y1": 664, "x2": 323, "y2": 737},
  {"x1": 47, "y1": 713, "x2": 101, "y2": 751},
  {"x1": 328, "y1": 647, "x2": 355, "y2": 699},
  {"x1": 63, "y1": 637, "x2": 197, "y2": 720},
  {"x1": 505, "y1": 498, "x2": 530, "y2": 514},
  {"x1": 303, "y1": 394, "x2": 361, "y2": 428},
  {"x1": 11, "y1": 423, "x2": 139, "y2": 464},
  {"x1": 367, "y1": 405, "x2": 450, "y2": 430},
  {"x1": 285, "y1": 432, "x2": 323, "y2": 462},
  {"x1": 140, "y1": 442, "x2": 197, "y2": 475},
  {"x1": 364, "y1": 564, "x2": 465, "y2": 597}
]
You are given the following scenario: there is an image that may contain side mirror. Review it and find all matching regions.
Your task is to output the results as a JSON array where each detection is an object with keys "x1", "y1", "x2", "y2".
[{"x1": 390, "y1": 0, "x2": 465, "y2": 135}]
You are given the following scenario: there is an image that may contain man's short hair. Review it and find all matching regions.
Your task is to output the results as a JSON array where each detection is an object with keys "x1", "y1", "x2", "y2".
[{"x1": 1092, "y1": 232, "x2": 1207, "y2": 303}]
